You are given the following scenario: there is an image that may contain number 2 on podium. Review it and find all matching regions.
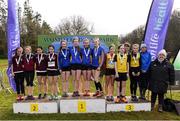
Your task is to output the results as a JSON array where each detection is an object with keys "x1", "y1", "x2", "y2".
[
  {"x1": 78, "y1": 101, "x2": 86, "y2": 112},
  {"x1": 30, "y1": 104, "x2": 39, "y2": 112}
]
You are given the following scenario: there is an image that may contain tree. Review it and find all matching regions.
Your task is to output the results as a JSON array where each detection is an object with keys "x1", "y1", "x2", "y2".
[
  {"x1": 0, "y1": 0, "x2": 7, "y2": 57},
  {"x1": 21, "y1": 0, "x2": 52, "y2": 50},
  {"x1": 0, "y1": 0, "x2": 52, "y2": 57},
  {"x1": 21, "y1": 0, "x2": 40, "y2": 48},
  {"x1": 120, "y1": 9, "x2": 180, "y2": 56},
  {"x1": 165, "y1": 9, "x2": 180, "y2": 55},
  {"x1": 41, "y1": 21, "x2": 53, "y2": 34},
  {"x1": 120, "y1": 25, "x2": 144, "y2": 45},
  {"x1": 55, "y1": 15, "x2": 94, "y2": 35}
]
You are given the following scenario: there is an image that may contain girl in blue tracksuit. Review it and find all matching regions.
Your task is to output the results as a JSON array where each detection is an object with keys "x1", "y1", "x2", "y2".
[
  {"x1": 81, "y1": 38, "x2": 93, "y2": 96},
  {"x1": 58, "y1": 40, "x2": 71, "y2": 97},
  {"x1": 70, "y1": 37, "x2": 82, "y2": 97},
  {"x1": 92, "y1": 37, "x2": 105, "y2": 97},
  {"x1": 140, "y1": 43, "x2": 151, "y2": 100}
]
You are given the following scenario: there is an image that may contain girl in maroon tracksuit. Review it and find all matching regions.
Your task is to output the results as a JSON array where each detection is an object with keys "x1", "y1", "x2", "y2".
[
  {"x1": 34, "y1": 46, "x2": 48, "y2": 99},
  {"x1": 47, "y1": 45, "x2": 60, "y2": 100},
  {"x1": 12, "y1": 47, "x2": 25, "y2": 101},
  {"x1": 22, "y1": 46, "x2": 35, "y2": 100}
]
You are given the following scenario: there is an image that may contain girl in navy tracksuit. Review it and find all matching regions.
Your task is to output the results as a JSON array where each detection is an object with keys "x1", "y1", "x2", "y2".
[
  {"x1": 92, "y1": 37, "x2": 105, "y2": 97},
  {"x1": 58, "y1": 40, "x2": 71, "y2": 97},
  {"x1": 12, "y1": 47, "x2": 25, "y2": 101},
  {"x1": 70, "y1": 37, "x2": 82, "y2": 97},
  {"x1": 22, "y1": 46, "x2": 35, "y2": 100},
  {"x1": 140, "y1": 43, "x2": 151, "y2": 100},
  {"x1": 81, "y1": 38, "x2": 92, "y2": 96},
  {"x1": 34, "y1": 46, "x2": 48, "y2": 99},
  {"x1": 47, "y1": 45, "x2": 60, "y2": 100}
]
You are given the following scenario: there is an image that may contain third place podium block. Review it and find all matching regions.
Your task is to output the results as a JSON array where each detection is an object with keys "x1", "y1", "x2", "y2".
[
  {"x1": 60, "y1": 93, "x2": 106, "y2": 113},
  {"x1": 106, "y1": 96, "x2": 151, "y2": 112}
]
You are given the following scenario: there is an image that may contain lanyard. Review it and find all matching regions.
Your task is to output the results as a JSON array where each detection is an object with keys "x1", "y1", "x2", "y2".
[
  {"x1": 73, "y1": 47, "x2": 77, "y2": 57},
  {"x1": 61, "y1": 49, "x2": 67, "y2": 59},
  {"x1": 133, "y1": 54, "x2": 138, "y2": 64},
  {"x1": 84, "y1": 48, "x2": 90, "y2": 57},
  {"x1": 38, "y1": 54, "x2": 43, "y2": 64},
  {"x1": 109, "y1": 54, "x2": 114, "y2": 64},
  {"x1": 49, "y1": 53, "x2": 54, "y2": 61},
  {"x1": 26, "y1": 53, "x2": 31, "y2": 63},
  {"x1": 16, "y1": 55, "x2": 21, "y2": 65},
  {"x1": 94, "y1": 46, "x2": 99, "y2": 57},
  {"x1": 119, "y1": 53, "x2": 125, "y2": 64}
]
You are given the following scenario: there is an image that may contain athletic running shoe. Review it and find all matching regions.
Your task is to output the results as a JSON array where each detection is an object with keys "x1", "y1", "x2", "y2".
[
  {"x1": 16, "y1": 95, "x2": 21, "y2": 101},
  {"x1": 38, "y1": 94, "x2": 42, "y2": 99},
  {"x1": 20, "y1": 95, "x2": 24, "y2": 100},
  {"x1": 106, "y1": 96, "x2": 110, "y2": 101},
  {"x1": 158, "y1": 105, "x2": 163, "y2": 112},
  {"x1": 72, "y1": 91, "x2": 77, "y2": 97},
  {"x1": 42, "y1": 93, "x2": 47, "y2": 99},
  {"x1": 139, "y1": 96, "x2": 147, "y2": 101},
  {"x1": 53, "y1": 94, "x2": 59, "y2": 100},
  {"x1": 121, "y1": 96, "x2": 128, "y2": 103},
  {"x1": 25, "y1": 95, "x2": 31, "y2": 100},
  {"x1": 93, "y1": 91, "x2": 100, "y2": 97},
  {"x1": 29, "y1": 95, "x2": 35, "y2": 100},
  {"x1": 97, "y1": 91, "x2": 104, "y2": 97},
  {"x1": 107, "y1": 96, "x2": 114, "y2": 101},
  {"x1": 62, "y1": 92, "x2": 69, "y2": 97},
  {"x1": 83, "y1": 90, "x2": 90, "y2": 96},
  {"x1": 110, "y1": 96, "x2": 114, "y2": 101},
  {"x1": 76, "y1": 91, "x2": 80, "y2": 96},
  {"x1": 49, "y1": 94, "x2": 54, "y2": 101},
  {"x1": 131, "y1": 96, "x2": 138, "y2": 102},
  {"x1": 115, "y1": 97, "x2": 121, "y2": 103}
]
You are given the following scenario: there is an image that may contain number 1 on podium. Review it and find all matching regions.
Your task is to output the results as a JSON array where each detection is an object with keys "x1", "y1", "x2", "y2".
[{"x1": 78, "y1": 101, "x2": 86, "y2": 112}]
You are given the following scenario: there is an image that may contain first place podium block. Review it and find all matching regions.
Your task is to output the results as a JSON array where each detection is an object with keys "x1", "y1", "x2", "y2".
[
  {"x1": 60, "y1": 94, "x2": 106, "y2": 113},
  {"x1": 13, "y1": 98, "x2": 58, "y2": 114}
]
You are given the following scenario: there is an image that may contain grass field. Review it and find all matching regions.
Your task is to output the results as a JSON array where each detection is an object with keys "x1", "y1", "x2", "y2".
[{"x1": 0, "y1": 59, "x2": 180, "y2": 120}]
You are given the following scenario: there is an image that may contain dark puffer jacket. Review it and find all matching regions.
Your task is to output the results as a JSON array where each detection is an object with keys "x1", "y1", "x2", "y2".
[{"x1": 148, "y1": 59, "x2": 175, "y2": 93}]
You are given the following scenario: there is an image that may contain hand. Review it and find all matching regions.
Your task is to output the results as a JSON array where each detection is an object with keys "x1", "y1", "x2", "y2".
[
  {"x1": 142, "y1": 70, "x2": 146, "y2": 73},
  {"x1": 12, "y1": 73, "x2": 15, "y2": 77},
  {"x1": 127, "y1": 72, "x2": 129, "y2": 78},
  {"x1": 132, "y1": 72, "x2": 136, "y2": 76},
  {"x1": 97, "y1": 67, "x2": 101, "y2": 71},
  {"x1": 115, "y1": 73, "x2": 119, "y2": 78},
  {"x1": 137, "y1": 72, "x2": 140, "y2": 76}
]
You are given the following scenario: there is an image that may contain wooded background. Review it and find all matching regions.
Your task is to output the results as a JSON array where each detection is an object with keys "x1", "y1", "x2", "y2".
[{"x1": 0, "y1": 0, "x2": 180, "y2": 58}]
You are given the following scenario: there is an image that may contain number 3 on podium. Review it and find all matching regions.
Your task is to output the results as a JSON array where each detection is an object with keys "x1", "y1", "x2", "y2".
[
  {"x1": 125, "y1": 104, "x2": 134, "y2": 111},
  {"x1": 78, "y1": 101, "x2": 86, "y2": 112},
  {"x1": 30, "y1": 104, "x2": 39, "y2": 112}
]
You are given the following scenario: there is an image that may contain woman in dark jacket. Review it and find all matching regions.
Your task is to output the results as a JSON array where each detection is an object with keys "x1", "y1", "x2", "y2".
[{"x1": 148, "y1": 49, "x2": 175, "y2": 112}]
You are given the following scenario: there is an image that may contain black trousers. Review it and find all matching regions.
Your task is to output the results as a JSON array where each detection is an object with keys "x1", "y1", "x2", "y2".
[
  {"x1": 139, "y1": 72, "x2": 149, "y2": 97},
  {"x1": 129, "y1": 74, "x2": 139, "y2": 96},
  {"x1": 139, "y1": 72, "x2": 148, "y2": 90},
  {"x1": 151, "y1": 92, "x2": 164, "y2": 105},
  {"x1": 129, "y1": 67, "x2": 140, "y2": 96},
  {"x1": 14, "y1": 72, "x2": 25, "y2": 95},
  {"x1": 24, "y1": 71, "x2": 34, "y2": 87}
]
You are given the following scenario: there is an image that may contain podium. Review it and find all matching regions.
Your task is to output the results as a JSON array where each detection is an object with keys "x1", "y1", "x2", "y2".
[
  {"x1": 106, "y1": 96, "x2": 151, "y2": 112},
  {"x1": 13, "y1": 95, "x2": 151, "y2": 114},
  {"x1": 13, "y1": 97, "x2": 58, "y2": 114},
  {"x1": 60, "y1": 93, "x2": 106, "y2": 113}
]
